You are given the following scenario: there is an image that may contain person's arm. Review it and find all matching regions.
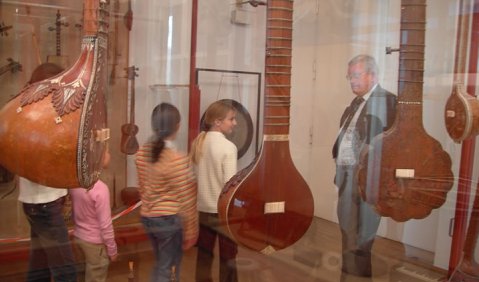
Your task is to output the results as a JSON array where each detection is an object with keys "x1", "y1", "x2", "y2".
[
  {"x1": 170, "y1": 155, "x2": 198, "y2": 250},
  {"x1": 93, "y1": 183, "x2": 118, "y2": 260},
  {"x1": 222, "y1": 142, "x2": 238, "y2": 184}
]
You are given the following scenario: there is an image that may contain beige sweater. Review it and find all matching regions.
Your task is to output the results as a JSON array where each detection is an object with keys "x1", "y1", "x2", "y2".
[{"x1": 195, "y1": 131, "x2": 237, "y2": 213}]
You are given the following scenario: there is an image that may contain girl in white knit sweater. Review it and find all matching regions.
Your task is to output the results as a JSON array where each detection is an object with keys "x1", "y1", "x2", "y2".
[{"x1": 190, "y1": 100, "x2": 238, "y2": 282}]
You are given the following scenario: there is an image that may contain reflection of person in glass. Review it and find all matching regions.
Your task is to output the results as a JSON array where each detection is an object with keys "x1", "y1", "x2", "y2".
[
  {"x1": 332, "y1": 55, "x2": 397, "y2": 278},
  {"x1": 190, "y1": 100, "x2": 238, "y2": 282},
  {"x1": 17, "y1": 63, "x2": 77, "y2": 282},
  {"x1": 136, "y1": 103, "x2": 198, "y2": 281}
]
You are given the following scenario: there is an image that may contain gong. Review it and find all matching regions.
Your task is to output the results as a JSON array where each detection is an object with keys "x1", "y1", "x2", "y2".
[{"x1": 200, "y1": 99, "x2": 254, "y2": 159}]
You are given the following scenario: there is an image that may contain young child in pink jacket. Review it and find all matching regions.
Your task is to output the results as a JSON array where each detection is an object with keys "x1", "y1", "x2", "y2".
[{"x1": 70, "y1": 146, "x2": 118, "y2": 282}]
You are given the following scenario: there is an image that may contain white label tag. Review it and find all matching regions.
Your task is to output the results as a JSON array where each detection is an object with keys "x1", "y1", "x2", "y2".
[
  {"x1": 395, "y1": 169, "x2": 415, "y2": 178},
  {"x1": 264, "y1": 202, "x2": 285, "y2": 214}
]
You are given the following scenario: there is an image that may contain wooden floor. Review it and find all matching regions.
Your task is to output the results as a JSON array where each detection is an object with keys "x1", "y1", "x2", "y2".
[
  {"x1": 105, "y1": 217, "x2": 447, "y2": 282},
  {"x1": 0, "y1": 217, "x2": 448, "y2": 282}
]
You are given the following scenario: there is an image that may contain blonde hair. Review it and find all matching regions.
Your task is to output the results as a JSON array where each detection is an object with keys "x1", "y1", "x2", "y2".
[{"x1": 190, "y1": 100, "x2": 236, "y2": 164}]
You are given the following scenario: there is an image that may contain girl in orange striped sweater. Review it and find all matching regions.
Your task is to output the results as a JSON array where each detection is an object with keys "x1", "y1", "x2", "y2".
[{"x1": 136, "y1": 103, "x2": 198, "y2": 281}]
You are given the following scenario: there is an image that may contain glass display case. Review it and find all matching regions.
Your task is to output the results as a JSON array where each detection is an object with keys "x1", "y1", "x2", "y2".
[{"x1": 0, "y1": 0, "x2": 478, "y2": 281}]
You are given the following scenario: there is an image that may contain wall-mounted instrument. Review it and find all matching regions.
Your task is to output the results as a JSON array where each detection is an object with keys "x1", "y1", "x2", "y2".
[
  {"x1": 0, "y1": 22, "x2": 12, "y2": 37},
  {"x1": 218, "y1": 0, "x2": 314, "y2": 253},
  {"x1": 47, "y1": 10, "x2": 70, "y2": 69},
  {"x1": 0, "y1": 58, "x2": 22, "y2": 76},
  {"x1": 109, "y1": 0, "x2": 120, "y2": 85},
  {"x1": 444, "y1": 0, "x2": 479, "y2": 143},
  {"x1": 0, "y1": 0, "x2": 110, "y2": 188},
  {"x1": 357, "y1": 0, "x2": 454, "y2": 222},
  {"x1": 449, "y1": 181, "x2": 479, "y2": 281},
  {"x1": 444, "y1": 83, "x2": 479, "y2": 143},
  {"x1": 120, "y1": 65, "x2": 139, "y2": 155}
]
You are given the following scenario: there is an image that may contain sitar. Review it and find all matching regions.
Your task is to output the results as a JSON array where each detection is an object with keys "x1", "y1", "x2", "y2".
[
  {"x1": 0, "y1": 0, "x2": 110, "y2": 188},
  {"x1": 357, "y1": 0, "x2": 454, "y2": 222},
  {"x1": 218, "y1": 0, "x2": 314, "y2": 253},
  {"x1": 449, "y1": 180, "x2": 479, "y2": 282},
  {"x1": 120, "y1": 66, "x2": 139, "y2": 155},
  {"x1": 47, "y1": 10, "x2": 70, "y2": 69}
]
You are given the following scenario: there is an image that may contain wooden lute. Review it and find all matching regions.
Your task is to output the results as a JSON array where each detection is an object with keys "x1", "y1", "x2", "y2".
[
  {"x1": 445, "y1": 83, "x2": 479, "y2": 143},
  {"x1": 120, "y1": 65, "x2": 139, "y2": 155},
  {"x1": 47, "y1": 10, "x2": 70, "y2": 69},
  {"x1": 0, "y1": 0, "x2": 110, "y2": 188},
  {"x1": 218, "y1": 0, "x2": 314, "y2": 253},
  {"x1": 357, "y1": 0, "x2": 454, "y2": 222}
]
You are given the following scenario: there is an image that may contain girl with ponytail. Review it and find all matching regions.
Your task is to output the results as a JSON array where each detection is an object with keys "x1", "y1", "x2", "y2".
[{"x1": 136, "y1": 103, "x2": 198, "y2": 281}]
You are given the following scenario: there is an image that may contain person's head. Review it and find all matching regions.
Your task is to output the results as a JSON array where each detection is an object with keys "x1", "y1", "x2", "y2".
[
  {"x1": 151, "y1": 103, "x2": 181, "y2": 139},
  {"x1": 190, "y1": 100, "x2": 237, "y2": 164},
  {"x1": 150, "y1": 103, "x2": 181, "y2": 162},
  {"x1": 346, "y1": 54, "x2": 379, "y2": 97},
  {"x1": 202, "y1": 99, "x2": 237, "y2": 135}
]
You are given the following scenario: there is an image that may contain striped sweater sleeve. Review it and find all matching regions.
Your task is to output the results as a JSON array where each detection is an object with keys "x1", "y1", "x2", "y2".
[{"x1": 170, "y1": 156, "x2": 198, "y2": 246}]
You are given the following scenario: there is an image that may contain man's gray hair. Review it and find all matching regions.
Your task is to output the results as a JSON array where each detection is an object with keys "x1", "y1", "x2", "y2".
[{"x1": 348, "y1": 54, "x2": 379, "y2": 75}]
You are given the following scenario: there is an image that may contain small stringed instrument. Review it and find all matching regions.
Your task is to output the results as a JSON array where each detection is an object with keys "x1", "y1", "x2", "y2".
[
  {"x1": 120, "y1": 66, "x2": 139, "y2": 155},
  {"x1": 218, "y1": 0, "x2": 314, "y2": 253},
  {"x1": 445, "y1": 83, "x2": 479, "y2": 143},
  {"x1": 357, "y1": 0, "x2": 454, "y2": 222},
  {"x1": 47, "y1": 10, "x2": 70, "y2": 69},
  {"x1": 449, "y1": 181, "x2": 479, "y2": 282},
  {"x1": 0, "y1": 22, "x2": 12, "y2": 37},
  {"x1": 0, "y1": 0, "x2": 110, "y2": 188},
  {"x1": 0, "y1": 58, "x2": 22, "y2": 76}
]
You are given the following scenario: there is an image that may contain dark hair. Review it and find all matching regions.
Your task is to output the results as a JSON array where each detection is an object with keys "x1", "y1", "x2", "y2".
[{"x1": 150, "y1": 103, "x2": 181, "y2": 163}]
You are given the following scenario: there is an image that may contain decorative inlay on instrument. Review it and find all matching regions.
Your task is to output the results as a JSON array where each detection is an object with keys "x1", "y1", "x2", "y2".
[
  {"x1": 218, "y1": 0, "x2": 314, "y2": 253},
  {"x1": 0, "y1": 0, "x2": 110, "y2": 188},
  {"x1": 357, "y1": 0, "x2": 454, "y2": 222}
]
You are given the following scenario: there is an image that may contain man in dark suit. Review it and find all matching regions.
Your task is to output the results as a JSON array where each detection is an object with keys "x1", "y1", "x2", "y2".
[{"x1": 332, "y1": 54, "x2": 397, "y2": 278}]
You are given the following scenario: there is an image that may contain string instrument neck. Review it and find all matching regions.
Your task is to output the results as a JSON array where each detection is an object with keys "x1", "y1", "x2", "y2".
[
  {"x1": 264, "y1": 1, "x2": 293, "y2": 135},
  {"x1": 126, "y1": 66, "x2": 138, "y2": 124},
  {"x1": 83, "y1": 0, "x2": 109, "y2": 36},
  {"x1": 396, "y1": 0, "x2": 426, "y2": 124}
]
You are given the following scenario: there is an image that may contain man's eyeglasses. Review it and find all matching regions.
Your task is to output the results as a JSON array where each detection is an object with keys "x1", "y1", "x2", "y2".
[{"x1": 345, "y1": 72, "x2": 367, "y2": 80}]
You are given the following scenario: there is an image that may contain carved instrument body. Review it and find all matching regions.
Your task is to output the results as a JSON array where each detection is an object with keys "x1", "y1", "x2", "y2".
[
  {"x1": 218, "y1": 0, "x2": 314, "y2": 253},
  {"x1": 0, "y1": 0, "x2": 110, "y2": 188},
  {"x1": 357, "y1": 0, "x2": 454, "y2": 221}
]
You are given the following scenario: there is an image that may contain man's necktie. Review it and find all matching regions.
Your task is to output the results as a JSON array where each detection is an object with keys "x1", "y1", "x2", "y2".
[{"x1": 332, "y1": 96, "x2": 364, "y2": 159}]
